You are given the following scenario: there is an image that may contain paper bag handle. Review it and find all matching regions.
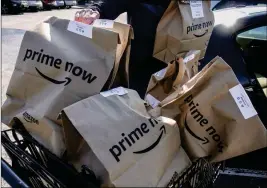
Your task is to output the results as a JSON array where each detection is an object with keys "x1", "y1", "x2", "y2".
[{"x1": 172, "y1": 57, "x2": 186, "y2": 87}]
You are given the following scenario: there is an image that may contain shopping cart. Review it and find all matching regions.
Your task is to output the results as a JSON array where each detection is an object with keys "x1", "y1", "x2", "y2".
[{"x1": 1, "y1": 117, "x2": 222, "y2": 188}]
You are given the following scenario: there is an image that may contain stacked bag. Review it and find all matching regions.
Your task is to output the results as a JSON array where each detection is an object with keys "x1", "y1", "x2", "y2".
[
  {"x1": 2, "y1": 0, "x2": 267, "y2": 187},
  {"x1": 1, "y1": 16, "x2": 132, "y2": 156},
  {"x1": 146, "y1": 57, "x2": 267, "y2": 162},
  {"x1": 1, "y1": 13, "x2": 192, "y2": 187}
]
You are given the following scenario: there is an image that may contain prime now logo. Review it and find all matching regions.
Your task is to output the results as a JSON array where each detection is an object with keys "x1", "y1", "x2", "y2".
[
  {"x1": 109, "y1": 118, "x2": 166, "y2": 162},
  {"x1": 186, "y1": 20, "x2": 213, "y2": 37},
  {"x1": 23, "y1": 48, "x2": 97, "y2": 86},
  {"x1": 184, "y1": 94, "x2": 224, "y2": 152}
]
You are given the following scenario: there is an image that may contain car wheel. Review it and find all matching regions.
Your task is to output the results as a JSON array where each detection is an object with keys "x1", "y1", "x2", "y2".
[
  {"x1": 44, "y1": 5, "x2": 51, "y2": 10},
  {"x1": 11, "y1": 6, "x2": 23, "y2": 14},
  {"x1": 2, "y1": 4, "x2": 9, "y2": 14},
  {"x1": 68, "y1": 6, "x2": 72, "y2": 9},
  {"x1": 29, "y1": 7, "x2": 38, "y2": 12}
]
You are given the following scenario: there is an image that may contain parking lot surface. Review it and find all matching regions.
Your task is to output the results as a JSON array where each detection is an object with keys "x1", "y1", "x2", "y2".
[{"x1": 2, "y1": 8, "x2": 79, "y2": 30}]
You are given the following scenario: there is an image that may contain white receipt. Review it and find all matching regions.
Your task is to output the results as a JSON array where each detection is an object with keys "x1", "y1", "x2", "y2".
[
  {"x1": 190, "y1": 1, "x2": 204, "y2": 19},
  {"x1": 229, "y1": 84, "x2": 258, "y2": 119},
  {"x1": 145, "y1": 94, "x2": 160, "y2": 108},
  {"x1": 100, "y1": 87, "x2": 128, "y2": 97},
  {"x1": 93, "y1": 19, "x2": 114, "y2": 28},
  {"x1": 67, "y1": 21, "x2": 93, "y2": 38},
  {"x1": 154, "y1": 68, "x2": 167, "y2": 78},
  {"x1": 184, "y1": 54, "x2": 195, "y2": 63}
]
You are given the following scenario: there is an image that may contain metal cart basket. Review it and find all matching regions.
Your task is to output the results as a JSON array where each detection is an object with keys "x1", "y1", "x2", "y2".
[{"x1": 2, "y1": 118, "x2": 221, "y2": 188}]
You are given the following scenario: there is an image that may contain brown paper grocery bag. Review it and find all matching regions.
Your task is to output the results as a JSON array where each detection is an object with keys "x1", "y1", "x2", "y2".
[
  {"x1": 153, "y1": 0, "x2": 214, "y2": 63},
  {"x1": 156, "y1": 57, "x2": 267, "y2": 162},
  {"x1": 92, "y1": 16, "x2": 132, "y2": 89},
  {"x1": 61, "y1": 87, "x2": 191, "y2": 187},
  {"x1": 146, "y1": 50, "x2": 201, "y2": 108},
  {"x1": 97, "y1": 13, "x2": 134, "y2": 89},
  {"x1": 156, "y1": 146, "x2": 191, "y2": 187},
  {"x1": 109, "y1": 13, "x2": 134, "y2": 89},
  {"x1": 70, "y1": 144, "x2": 191, "y2": 187},
  {"x1": 1, "y1": 17, "x2": 130, "y2": 156}
]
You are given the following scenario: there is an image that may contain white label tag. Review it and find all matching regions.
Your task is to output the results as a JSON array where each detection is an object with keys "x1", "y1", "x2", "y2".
[
  {"x1": 229, "y1": 84, "x2": 258, "y2": 119},
  {"x1": 100, "y1": 87, "x2": 128, "y2": 97},
  {"x1": 154, "y1": 68, "x2": 167, "y2": 78},
  {"x1": 190, "y1": 1, "x2": 204, "y2": 19},
  {"x1": 67, "y1": 21, "x2": 93, "y2": 38},
  {"x1": 184, "y1": 54, "x2": 195, "y2": 64},
  {"x1": 145, "y1": 94, "x2": 160, "y2": 108},
  {"x1": 93, "y1": 19, "x2": 114, "y2": 28}
]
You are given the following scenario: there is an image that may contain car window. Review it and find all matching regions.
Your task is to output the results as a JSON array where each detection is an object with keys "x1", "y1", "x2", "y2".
[
  {"x1": 236, "y1": 26, "x2": 267, "y2": 50},
  {"x1": 237, "y1": 26, "x2": 267, "y2": 41},
  {"x1": 212, "y1": 0, "x2": 267, "y2": 11},
  {"x1": 236, "y1": 25, "x2": 267, "y2": 98}
]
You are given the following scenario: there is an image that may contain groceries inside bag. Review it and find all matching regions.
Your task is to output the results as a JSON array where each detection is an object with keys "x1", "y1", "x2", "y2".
[
  {"x1": 1, "y1": 17, "x2": 131, "y2": 156},
  {"x1": 153, "y1": 57, "x2": 267, "y2": 162},
  {"x1": 153, "y1": 0, "x2": 214, "y2": 63},
  {"x1": 146, "y1": 50, "x2": 201, "y2": 108},
  {"x1": 60, "y1": 87, "x2": 191, "y2": 187}
]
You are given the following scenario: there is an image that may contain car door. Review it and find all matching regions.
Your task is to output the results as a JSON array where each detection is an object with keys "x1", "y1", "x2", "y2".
[
  {"x1": 236, "y1": 25, "x2": 267, "y2": 97},
  {"x1": 212, "y1": 0, "x2": 267, "y2": 11},
  {"x1": 234, "y1": 18, "x2": 267, "y2": 126},
  {"x1": 224, "y1": 22, "x2": 267, "y2": 172},
  {"x1": 203, "y1": 11, "x2": 267, "y2": 171}
]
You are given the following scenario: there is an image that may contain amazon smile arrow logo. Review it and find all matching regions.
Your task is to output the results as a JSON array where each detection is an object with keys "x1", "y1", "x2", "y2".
[
  {"x1": 109, "y1": 118, "x2": 167, "y2": 162},
  {"x1": 193, "y1": 29, "x2": 208, "y2": 38},
  {"x1": 133, "y1": 125, "x2": 166, "y2": 154},
  {"x1": 184, "y1": 94, "x2": 225, "y2": 152},
  {"x1": 35, "y1": 67, "x2": 72, "y2": 86},
  {"x1": 184, "y1": 113, "x2": 209, "y2": 145}
]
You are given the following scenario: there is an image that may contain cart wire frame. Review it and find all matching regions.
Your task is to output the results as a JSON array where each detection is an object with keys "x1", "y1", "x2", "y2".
[
  {"x1": 167, "y1": 158, "x2": 221, "y2": 188},
  {"x1": 1, "y1": 118, "x2": 100, "y2": 188}
]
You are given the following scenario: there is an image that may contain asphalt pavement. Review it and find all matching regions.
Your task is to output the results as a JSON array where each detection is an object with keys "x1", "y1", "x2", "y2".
[{"x1": 1, "y1": 7, "x2": 83, "y2": 187}]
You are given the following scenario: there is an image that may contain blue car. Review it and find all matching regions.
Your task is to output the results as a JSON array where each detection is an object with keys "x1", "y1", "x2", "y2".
[{"x1": 1, "y1": 0, "x2": 29, "y2": 14}]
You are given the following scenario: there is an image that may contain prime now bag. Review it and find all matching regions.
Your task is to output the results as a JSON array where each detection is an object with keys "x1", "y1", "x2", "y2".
[
  {"x1": 93, "y1": 16, "x2": 133, "y2": 89},
  {"x1": 108, "y1": 13, "x2": 134, "y2": 88},
  {"x1": 1, "y1": 17, "x2": 130, "y2": 156},
  {"x1": 146, "y1": 50, "x2": 201, "y2": 108},
  {"x1": 158, "y1": 57, "x2": 267, "y2": 162},
  {"x1": 71, "y1": 143, "x2": 191, "y2": 187},
  {"x1": 61, "y1": 88, "x2": 191, "y2": 187},
  {"x1": 153, "y1": 0, "x2": 214, "y2": 63}
]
